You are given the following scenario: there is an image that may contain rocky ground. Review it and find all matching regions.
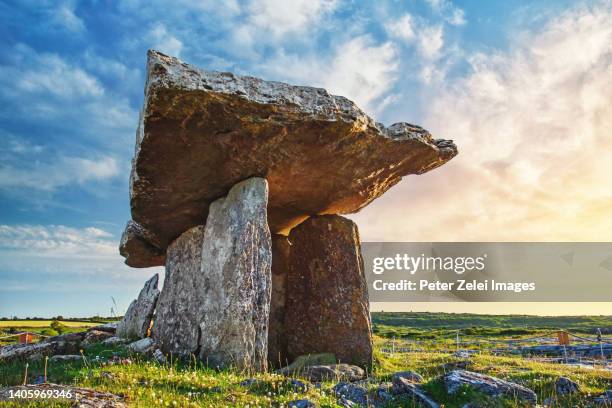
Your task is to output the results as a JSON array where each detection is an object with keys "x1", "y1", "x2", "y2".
[{"x1": 0, "y1": 324, "x2": 611, "y2": 407}]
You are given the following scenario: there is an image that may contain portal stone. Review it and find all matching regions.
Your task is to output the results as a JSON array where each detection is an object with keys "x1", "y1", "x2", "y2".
[
  {"x1": 152, "y1": 177, "x2": 272, "y2": 371},
  {"x1": 268, "y1": 234, "x2": 291, "y2": 367},
  {"x1": 283, "y1": 215, "x2": 373, "y2": 368},
  {"x1": 116, "y1": 274, "x2": 160, "y2": 340},
  {"x1": 152, "y1": 225, "x2": 205, "y2": 356}
]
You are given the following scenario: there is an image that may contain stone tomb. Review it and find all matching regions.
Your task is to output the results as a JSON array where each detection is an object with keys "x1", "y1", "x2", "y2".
[{"x1": 119, "y1": 50, "x2": 457, "y2": 371}]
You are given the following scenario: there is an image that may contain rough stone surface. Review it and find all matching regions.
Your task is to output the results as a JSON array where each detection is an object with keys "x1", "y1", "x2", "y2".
[
  {"x1": 121, "y1": 50, "x2": 457, "y2": 267},
  {"x1": 152, "y1": 225, "x2": 205, "y2": 356},
  {"x1": 370, "y1": 383, "x2": 394, "y2": 406},
  {"x1": 593, "y1": 390, "x2": 612, "y2": 405},
  {"x1": 391, "y1": 371, "x2": 424, "y2": 384},
  {"x1": 280, "y1": 364, "x2": 365, "y2": 382},
  {"x1": 0, "y1": 334, "x2": 83, "y2": 363},
  {"x1": 89, "y1": 322, "x2": 118, "y2": 333},
  {"x1": 445, "y1": 370, "x2": 537, "y2": 405},
  {"x1": 555, "y1": 376, "x2": 580, "y2": 396},
  {"x1": 127, "y1": 337, "x2": 155, "y2": 354},
  {"x1": 333, "y1": 382, "x2": 368, "y2": 406},
  {"x1": 119, "y1": 221, "x2": 165, "y2": 268},
  {"x1": 153, "y1": 348, "x2": 167, "y2": 364},
  {"x1": 0, "y1": 383, "x2": 126, "y2": 407},
  {"x1": 101, "y1": 337, "x2": 128, "y2": 346},
  {"x1": 82, "y1": 330, "x2": 114, "y2": 345},
  {"x1": 268, "y1": 234, "x2": 291, "y2": 367},
  {"x1": 275, "y1": 353, "x2": 337, "y2": 376},
  {"x1": 49, "y1": 355, "x2": 82, "y2": 362},
  {"x1": 284, "y1": 215, "x2": 372, "y2": 368},
  {"x1": 288, "y1": 399, "x2": 316, "y2": 408},
  {"x1": 116, "y1": 274, "x2": 160, "y2": 340},
  {"x1": 154, "y1": 177, "x2": 272, "y2": 371},
  {"x1": 392, "y1": 377, "x2": 439, "y2": 407}
]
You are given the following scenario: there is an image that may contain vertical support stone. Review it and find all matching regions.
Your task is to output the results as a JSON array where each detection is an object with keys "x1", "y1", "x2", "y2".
[
  {"x1": 116, "y1": 274, "x2": 160, "y2": 340},
  {"x1": 284, "y1": 215, "x2": 373, "y2": 368},
  {"x1": 153, "y1": 225, "x2": 206, "y2": 356},
  {"x1": 268, "y1": 234, "x2": 291, "y2": 367},
  {"x1": 153, "y1": 177, "x2": 272, "y2": 371},
  {"x1": 198, "y1": 177, "x2": 272, "y2": 371}
]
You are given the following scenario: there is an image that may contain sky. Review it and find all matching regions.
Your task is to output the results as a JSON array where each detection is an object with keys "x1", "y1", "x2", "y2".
[{"x1": 0, "y1": 0, "x2": 611, "y2": 317}]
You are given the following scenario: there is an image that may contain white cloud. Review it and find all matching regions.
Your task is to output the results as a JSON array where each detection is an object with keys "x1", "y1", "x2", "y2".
[
  {"x1": 425, "y1": 0, "x2": 466, "y2": 26},
  {"x1": 386, "y1": 14, "x2": 415, "y2": 41},
  {"x1": 0, "y1": 225, "x2": 116, "y2": 257},
  {"x1": 261, "y1": 35, "x2": 398, "y2": 114},
  {"x1": 51, "y1": 3, "x2": 85, "y2": 32},
  {"x1": 417, "y1": 24, "x2": 444, "y2": 60},
  {"x1": 149, "y1": 23, "x2": 183, "y2": 57},
  {"x1": 352, "y1": 3, "x2": 612, "y2": 242},
  {"x1": 0, "y1": 224, "x2": 163, "y2": 314},
  {"x1": 0, "y1": 154, "x2": 119, "y2": 191},
  {"x1": 247, "y1": 0, "x2": 338, "y2": 37},
  {"x1": 0, "y1": 44, "x2": 137, "y2": 135},
  {"x1": 15, "y1": 53, "x2": 103, "y2": 98}
]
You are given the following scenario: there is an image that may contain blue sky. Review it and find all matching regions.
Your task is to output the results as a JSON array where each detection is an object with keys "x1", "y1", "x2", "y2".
[{"x1": 1, "y1": 0, "x2": 610, "y2": 317}]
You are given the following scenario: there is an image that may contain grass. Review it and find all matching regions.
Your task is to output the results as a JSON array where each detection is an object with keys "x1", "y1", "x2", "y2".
[
  {"x1": 1, "y1": 313, "x2": 611, "y2": 407},
  {"x1": 0, "y1": 321, "x2": 100, "y2": 328},
  {"x1": 0, "y1": 321, "x2": 101, "y2": 347},
  {"x1": 371, "y1": 312, "x2": 612, "y2": 340}
]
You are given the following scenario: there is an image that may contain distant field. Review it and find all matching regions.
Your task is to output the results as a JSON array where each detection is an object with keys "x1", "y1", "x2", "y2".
[
  {"x1": 0, "y1": 320, "x2": 99, "y2": 328},
  {"x1": 371, "y1": 312, "x2": 612, "y2": 339}
]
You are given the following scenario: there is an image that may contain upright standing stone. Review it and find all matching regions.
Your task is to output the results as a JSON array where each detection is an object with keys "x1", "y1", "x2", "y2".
[
  {"x1": 268, "y1": 234, "x2": 291, "y2": 367},
  {"x1": 284, "y1": 215, "x2": 373, "y2": 368},
  {"x1": 116, "y1": 274, "x2": 160, "y2": 340},
  {"x1": 152, "y1": 225, "x2": 205, "y2": 356},
  {"x1": 199, "y1": 177, "x2": 271, "y2": 370},
  {"x1": 153, "y1": 177, "x2": 272, "y2": 371}
]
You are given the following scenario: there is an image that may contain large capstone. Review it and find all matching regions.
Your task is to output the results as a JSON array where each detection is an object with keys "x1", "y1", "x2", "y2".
[
  {"x1": 116, "y1": 274, "x2": 160, "y2": 340},
  {"x1": 281, "y1": 215, "x2": 373, "y2": 368},
  {"x1": 153, "y1": 177, "x2": 272, "y2": 371},
  {"x1": 121, "y1": 50, "x2": 457, "y2": 267}
]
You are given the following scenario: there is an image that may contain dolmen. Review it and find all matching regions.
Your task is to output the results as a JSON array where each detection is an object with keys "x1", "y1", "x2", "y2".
[{"x1": 119, "y1": 50, "x2": 457, "y2": 371}]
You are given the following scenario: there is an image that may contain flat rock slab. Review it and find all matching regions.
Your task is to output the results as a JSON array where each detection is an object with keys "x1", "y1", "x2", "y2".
[
  {"x1": 278, "y1": 363, "x2": 365, "y2": 383},
  {"x1": 445, "y1": 370, "x2": 537, "y2": 405},
  {"x1": 0, "y1": 333, "x2": 83, "y2": 363},
  {"x1": 0, "y1": 383, "x2": 126, "y2": 407},
  {"x1": 392, "y1": 377, "x2": 439, "y2": 408},
  {"x1": 116, "y1": 274, "x2": 160, "y2": 340},
  {"x1": 121, "y1": 50, "x2": 457, "y2": 267}
]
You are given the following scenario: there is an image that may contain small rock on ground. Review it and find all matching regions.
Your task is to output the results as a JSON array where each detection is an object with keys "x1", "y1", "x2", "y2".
[
  {"x1": 391, "y1": 370, "x2": 423, "y2": 384},
  {"x1": 101, "y1": 337, "x2": 128, "y2": 346},
  {"x1": 127, "y1": 337, "x2": 155, "y2": 354},
  {"x1": 82, "y1": 330, "x2": 114, "y2": 346},
  {"x1": 288, "y1": 399, "x2": 316, "y2": 408},
  {"x1": 445, "y1": 370, "x2": 537, "y2": 405},
  {"x1": 49, "y1": 355, "x2": 82, "y2": 362},
  {"x1": 593, "y1": 390, "x2": 612, "y2": 405},
  {"x1": 333, "y1": 382, "x2": 368, "y2": 406},
  {"x1": 392, "y1": 377, "x2": 440, "y2": 408},
  {"x1": 554, "y1": 376, "x2": 579, "y2": 395},
  {"x1": 279, "y1": 363, "x2": 365, "y2": 382}
]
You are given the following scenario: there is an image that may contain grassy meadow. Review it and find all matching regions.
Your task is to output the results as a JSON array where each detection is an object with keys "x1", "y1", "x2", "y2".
[{"x1": 0, "y1": 313, "x2": 610, "y2": 407}]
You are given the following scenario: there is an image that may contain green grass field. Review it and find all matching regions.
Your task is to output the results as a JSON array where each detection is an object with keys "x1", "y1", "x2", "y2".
[
  {"x1": 0, "y1": 321, "x2": 100, "y2": 328},
  {"x1": 0, "y1": 313, "x2": 610, "y2": 407}
]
